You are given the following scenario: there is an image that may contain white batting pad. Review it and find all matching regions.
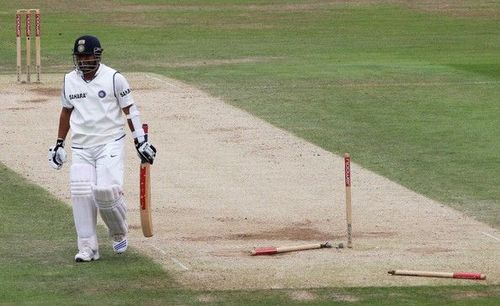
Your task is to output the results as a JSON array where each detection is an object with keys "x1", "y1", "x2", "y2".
[
  {"x1": 93, "y1": 184, "x2": 128, "y2": 238},
  {"x1": 70, "y1": 163, "x2": 98, "y2": 251}
]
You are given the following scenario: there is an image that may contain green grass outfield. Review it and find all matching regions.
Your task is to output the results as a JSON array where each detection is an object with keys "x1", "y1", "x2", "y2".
[{"x1": 1, "y1": 0, "x2": 499, "y2": 304}]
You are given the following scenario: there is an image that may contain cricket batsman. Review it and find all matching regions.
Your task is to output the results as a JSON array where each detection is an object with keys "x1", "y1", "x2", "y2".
[{"x1": 48, "y1": 35, "x2": 157, "y2": 262}]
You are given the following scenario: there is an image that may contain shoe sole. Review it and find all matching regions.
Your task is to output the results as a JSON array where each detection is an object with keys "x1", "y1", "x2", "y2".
[
  {"x1": 75, "y1": 254, "x2": 100, "y2": 262},
  {"x1": 75, "y1": 258, "x2": 99, "y2": 262}
]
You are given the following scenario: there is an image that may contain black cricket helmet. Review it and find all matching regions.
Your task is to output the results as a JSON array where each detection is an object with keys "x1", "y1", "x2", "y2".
[{"x1": 72, "y1": 35, "x2": 103, "y2": 73}]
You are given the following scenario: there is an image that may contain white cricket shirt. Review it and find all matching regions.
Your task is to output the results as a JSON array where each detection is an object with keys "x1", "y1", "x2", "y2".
[{"x1": 61, "y1": 64, "x2": 134, "y2": 148}]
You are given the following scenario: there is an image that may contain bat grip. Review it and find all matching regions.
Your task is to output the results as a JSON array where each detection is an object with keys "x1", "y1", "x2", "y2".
[{"x1": 142, "y1": 123, "x2": 149, "y2": 142}]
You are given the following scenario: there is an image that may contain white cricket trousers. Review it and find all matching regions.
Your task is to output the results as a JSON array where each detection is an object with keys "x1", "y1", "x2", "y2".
[{"x1": 69, "y1": 136, "x2": 126, "y2": 252}]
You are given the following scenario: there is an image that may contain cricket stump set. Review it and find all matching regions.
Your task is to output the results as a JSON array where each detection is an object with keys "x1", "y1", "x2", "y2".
[
  {"x1": 249, "y1": 154, "x2": 487, "y2": 280},
  {"x1": 16, "y1": 9, "x2": 41, "y2": 83},
  {"x1": 252, "y1": 153, "x2": 354, "y2": 255}
]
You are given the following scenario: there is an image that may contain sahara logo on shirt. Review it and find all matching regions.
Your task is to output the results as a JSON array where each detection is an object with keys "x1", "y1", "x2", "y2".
[
  {"x1": 69, "y1": 93, "x2": 87, "y2": 100},
  {"x1": 120, "y1": 88, "x2": 131, "y2": 98}
]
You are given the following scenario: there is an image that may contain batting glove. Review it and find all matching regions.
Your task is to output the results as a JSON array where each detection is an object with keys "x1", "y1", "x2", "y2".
[
  {"x1": 48, "y1": 138, "x2": 67, "y2": 170},
  {"x1": 135, "y1": 141, "x2": 157, "y2": 164}
]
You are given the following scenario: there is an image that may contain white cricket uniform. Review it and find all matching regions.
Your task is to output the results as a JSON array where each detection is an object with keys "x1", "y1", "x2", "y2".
[
  {"x1": 61, "y1": 63, "x2": 134, "y2": 148},
  {"x1": 61, "y1": 64, "x2": 133, "y2": 253}
]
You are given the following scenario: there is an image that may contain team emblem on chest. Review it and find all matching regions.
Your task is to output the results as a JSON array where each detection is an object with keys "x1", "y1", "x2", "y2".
[{"x1": 98, "y1": 90, "x2": 106, "y2": 98}]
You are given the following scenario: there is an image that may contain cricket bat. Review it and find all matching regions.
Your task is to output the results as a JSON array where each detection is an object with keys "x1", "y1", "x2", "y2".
[{"x1": 140, "y1": 123, "x2": 153, "y2": 237}]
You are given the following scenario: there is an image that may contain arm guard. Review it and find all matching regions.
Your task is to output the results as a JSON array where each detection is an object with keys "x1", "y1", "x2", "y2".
[{"x1": 126, "y1": 104, "x2": 145, "y2": 143}]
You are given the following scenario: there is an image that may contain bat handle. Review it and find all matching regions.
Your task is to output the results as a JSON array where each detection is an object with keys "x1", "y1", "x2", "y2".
[{"x1": 143, "y1": 123, "x2": 148, "y2": 142}]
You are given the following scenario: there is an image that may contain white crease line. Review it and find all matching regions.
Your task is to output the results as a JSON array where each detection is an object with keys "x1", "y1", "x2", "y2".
[
  {"x1": 481, "y1": 232, "x2": 500, "y2": 242},
  {"x1": 143, "y1": 74, "x2": 183, "y2": 89},
  {"x1": 149, "y1": 243, "x2": 190, "y2": 271},
  {"x1": 150, "y1": 244, "x2": 167, "y2": 255},
  {"x1": 171, "y1": 257, "x2": 190, "y2": 271}
]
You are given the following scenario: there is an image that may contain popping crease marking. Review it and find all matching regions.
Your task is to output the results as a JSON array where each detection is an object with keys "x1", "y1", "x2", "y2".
[
  {"x1": 143, "y1": 74, "x2": 183, "y2": 90},
  {"x1": 149, "y1": 244, "x2": 190, "y2": 271},
  {"x1": 171, "y1": 257, "x2": 190, "y2": 271},
  {"x1": 481, "y1": 232, "x2": 500, "y2": 243}
]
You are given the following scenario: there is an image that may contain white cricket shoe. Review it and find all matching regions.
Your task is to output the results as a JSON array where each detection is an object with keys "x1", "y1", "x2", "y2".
[
  {"x1": 75, "y1": 247, "x2": 100, "y2": 262},
  {"x1": 112, "y1": 235, "x2": 128, "y2": 254}
]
